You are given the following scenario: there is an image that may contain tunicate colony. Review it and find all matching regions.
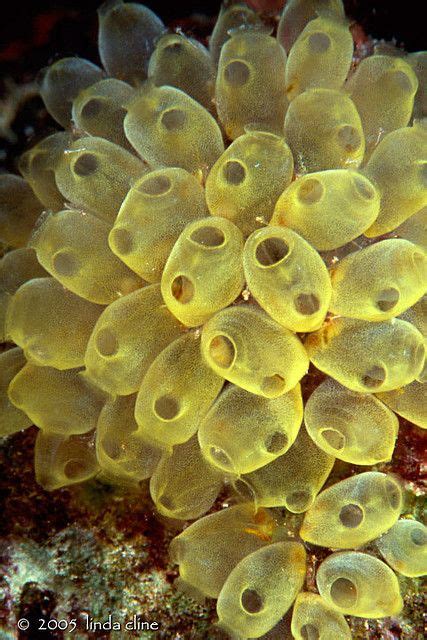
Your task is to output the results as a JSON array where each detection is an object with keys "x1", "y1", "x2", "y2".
[{"x1": 0, "y1": 1, "x2": 426, "y2": 637}]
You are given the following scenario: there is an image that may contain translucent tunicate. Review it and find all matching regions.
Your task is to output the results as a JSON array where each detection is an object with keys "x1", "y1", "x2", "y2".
[
  {"x1": 39, "y1": 57, "x2": 104, "y2": 128},
  {"x1": 0, "y1": 348, "x2": 32, "y2": 437},
  {"x1": 209, "y1": 2, "x2": 264, "y2": 66},
  {"x1": 285, "y1": 16, "x2": 353, "y2": 100},
  {"x1": 96, "y1": 394, "x2": 162, "y2": 483},
  {"x1": 271, "y1": 169, "x2": 380, "y2": 251},
  {"x1": 198, "y1": 383, "x2": 303, "y2": 475},
  {"x1": 124, "y1": 84, "x2": 224, "y2": 176},
  {"x1": 377, "y1": 380, "x2": 427, "y2": 429},
  {"x1": 291, "y1": 592, "x2": 351, "y2": 640},
  {"x1": 109, "y1": 168, "x2": 208, "y2": 282},
  {"x1": 300, "y1": 472, "x2": 402, "y2": 548},
  {"x1": 284, "y1": 88, "x2": 365, "y2": 172},
  {"x1": 407, "y1": 51, "x2": 427, "y2": 118},
  {"x1": 316, "y1": 551, "x2": 403, "y2": 618},
  {"x1": 205, "y1": 131, "x2": 294, "y2": 236},
  {"x1": 149, "y1": 436, "x2": 223, "y2": 520},
  {"x1": 148, "y1": 33, "x2": 215, "y2": 111},
  {"x1": 169, "y1": 504, "x2": 275, "y2": 598},
  {"x1": 30, "y1": 209, "x2": 142, "y2": 304},
  {"x1": 135, "y1": 333, "x2": 223, "y2": 447},
  {"x1": 84, "y1": 284, "x2": 182, "y2": 395},
  {"x1": 363, "y1": 122, "x2": 427, "y2": 236},
  {"x1": 277, "y1": 0, "x2": 345, "y2": 53},
  {"x1": 8, "y1": 364, "x2": 106, "y2": 435},
  {"x1": 305, "y1": 317, "x2": 425, "y2": 393},
  {"x1": 18, "y1": 132, "x2": 71, "y2": 211},
  {"x1": 0, "y1": 174, "x2": 42, "y2": 247},
  {"x1": 161, "y1": 217, "x2": 244, "y2": 327},
  {"x1": 376, "y1": 519, "x2": 427, "y2": 577},
  {"x1": 216, "y1": 32, "x2": 287, "y2": 139},
  {"x1": 72, "y1": 78, "x2": 134, "y2": 147},
  {"x1": 201, "y1": 305, "x2": 309, "y2": 397},
  {"x1": 304, "y1": 378, "x2": 399, "y2": 464},
  {"x1": 346, "y1": 55, "x2": 418, "y2": 153},
  {"x1": 401, "y1": 294, "x2": 427, "y2": 337},
  {"x1": 395, "y1": 207, "x2": 427, "y2": 252},
  {"x1": 35, "y1": 430, "x2": 98, "y2": 491},
  {"x1": 97, "y1": 0, "x2": 165, "y2": 83},
  {"x1": 55, "y1": 136, "x2": 147, "y2": 224},
  {"x1": 6, "y1": 278, "x2": 103, "y2": 369},
  {"x1": 216, "y1": 542, "x2": 306, "y2": 639},
  {"x1": 0, "y1": 248, "x2": 47, "y2": 294},
  {"x1": 238, "y1": 428, "x2": 335, "y2": 513},
  {"x1": 243, "y1": 226, "x2": 332, "y2": 332},
  {"x1": 330, "y1": 239, "x2": 427, "y2": 321}
]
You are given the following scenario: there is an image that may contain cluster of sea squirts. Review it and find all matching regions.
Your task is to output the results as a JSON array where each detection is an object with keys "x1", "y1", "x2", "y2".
[{"x1": 0, "y1": 0, "x2": 426, "y2": 638}]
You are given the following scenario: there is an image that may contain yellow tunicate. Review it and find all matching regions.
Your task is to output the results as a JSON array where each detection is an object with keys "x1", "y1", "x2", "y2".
[
  {"x1": 305, "y1": 317, "x2": 425, "y2": 393},
  {"x1": 148, "y1": 33, "x2": 215, "y2": 111},
  {"x1": 96, "y1": 394, "x2": 162, "y2": 483},
  {"x1": 8, "y1": 363, "x2": 106, "y2": 435},
  {"x1": 72, "y1": 78, "x2": 134, "y2": 147},
  {"x1": 6, "y1": 278, "x2": 103, "y2": 369},
  {"x1": 285, "y1": 16, "x2": 353, "y2": 101},
  {"x1": 400, "y1": 297, "x2": 427, "y2": 381},
  {"x1": 363, "y1": 122, "x2": 427, "y2": 236},
  {"x1": 0, "y1": 293, "x2": 9, "y2": 343},
  {"x1": 243, "y1": 227, "x2": 332, "y2": 332},
  {"x1": 201, "y1": 305, "x2": 309, "y2": 397},
  {"x1": 110, "y1": 169, "x2": 208, "y2": 283},
  {"x1": 346, "y1": 55, "x2": 418, "y2": 153},
  {"x1": 18, "y1": 132, "x2": 71, "y2": 211},
  {"x1": 377, "y1": 380, "x2": 427, "y2": 429},
  {"x1": 209, "y1": 3, "x2": 264, "y2": 66},
  {"x1": 217, "y1": 542, "x2": 306, "y2": 639},
  {"x1": 124, "y1": 84, "x2": 224, "y2": 176},
  {"x1": 215, "y1": 32, "x2": 287, "y2": 139},
  {"x1": 149, "y1": 436, "x2": 223, "y2": 521},
  {"x1": 291, "y1": 592, "x2": 351, "y2": 640},
  {"x1": 376, "y1": 519, "x2": 427, "y2": 577},
  {"x1": 161, "y1": 217, "x2": 244, "y2": 327},
  {"x1": 84, "y1": 284, "x2": 182, "y2": 395},
  {"x1": 205, "y1": 131, "x2": 294, "y2": 235},
  {"x1": 284, "y1": 88, "x2": 365, "y2": 172},
  {"x1": 30, "y1": 209, "x2": 142, "y2": 304},
  {"x1": 198, "y1": 383, "x2": 302, "y2": 475},
  {"x1": 238, "y1": 428, "x2": 335, "y2": 513},
  {"x1": 304, "y1": 378, "x2": 399, "y2": 464},
  {"x1": 277, "y1": 0, "x2": 345, "y2": 53},
  {"x1": 396, "y1": 207, "x2": 427, "y2": 252},
  {"x1": 0, "y1": 348, "x2": 32, "y2": 437},
  {"x1": 97, "y1": 0, "x2": 164, "y2": 84},
  {"x1": 330, "y1": 239, "x2": 427, "y2": 321},
  {"x1": 300, "y1": 472, "x2": 402, "y2": 548},
  {"x1": 0, "y1": 248, "x2": 47, "y2": 294},
  {"x1": 401, "y1": 294, "x2": 427, "y2": 337},
  {"x1": 35, "y1": 430, "x2": 98, "y2": 491},
  {"x1": 39, "y1": 57, "x2": 104, "y2": 128},
  {"x1": 0, "y1": 173, "x2": 42, "y2": 247},
  {"x1": 407, "y1": 51, "x2": 427, "y2": 119},
  {"x1": 169, "y1": 504, "x2": 275, "y2": 598},
  {"x1": 55, "y1": 136, "x2": 147, "y2": 224},
  {"x1": 316, "y1": 551, "x2": 403, "y2": 618},
  {"x1": 271, "y1": 169, "x2": 380, "y2": 251},
  {"x1": 135, "y1": 333, "x2": 223, "y2": 447}
]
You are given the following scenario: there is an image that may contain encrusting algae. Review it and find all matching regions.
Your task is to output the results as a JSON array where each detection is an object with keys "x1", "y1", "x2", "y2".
[{"x1": 0, "y1": 1, "x2": 426, "y2": 638}]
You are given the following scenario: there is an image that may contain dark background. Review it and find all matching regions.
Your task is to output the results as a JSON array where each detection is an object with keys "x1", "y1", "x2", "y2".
[
  {"x1": 0, "y1": 0, "x2": 424, "y2": 77},
  {"x1": 0, "y1": 0, "x2": 424, "y2": 172}
]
